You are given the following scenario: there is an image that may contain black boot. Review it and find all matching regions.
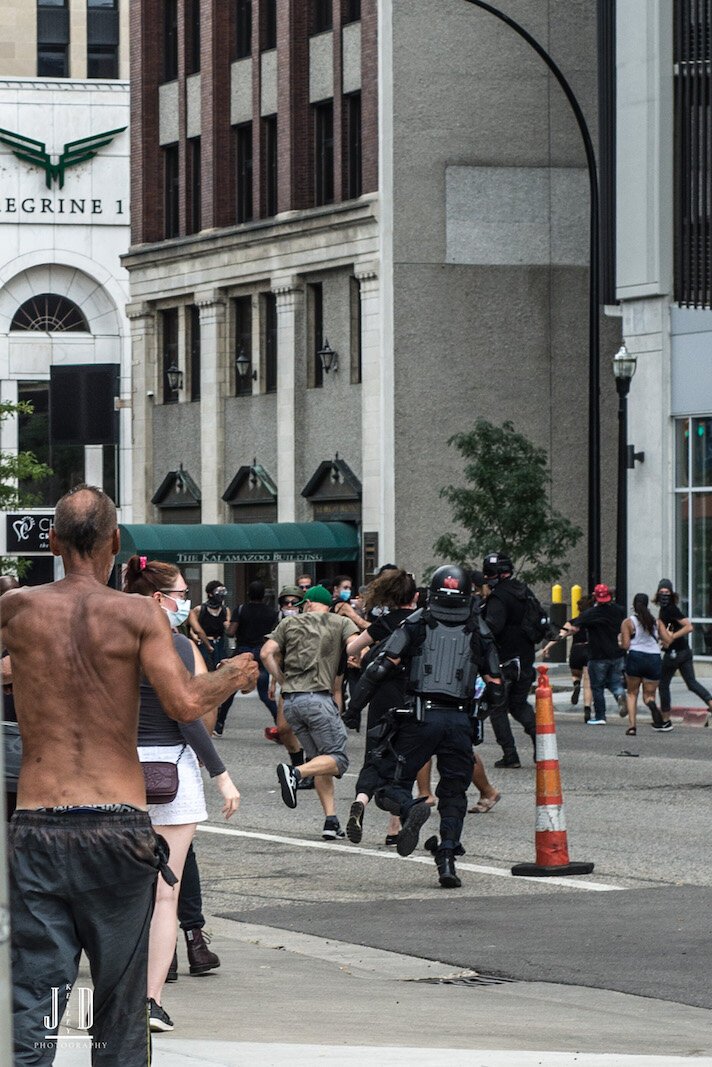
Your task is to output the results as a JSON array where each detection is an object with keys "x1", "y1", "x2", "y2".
[
  {"x1": 494, "y1": 753, "x2": 521, "y2": 769},
  {"x1": 425, "y1": 836, "x2": 462, "y2": 889},
  {"x1": 437, "y1": 850, "x2": 461, "y2": 889},
  {"x1": 185, "y1": 928, "x2": 220, "y2": 975}
]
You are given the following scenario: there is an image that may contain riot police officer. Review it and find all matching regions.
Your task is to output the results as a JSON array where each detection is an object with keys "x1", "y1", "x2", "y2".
[
  {"x1": 482, "y1": 552, "x2": 537, "y2": 768},
  {"x1": 346, "y1": 565, "x2": 502, "y2": 888}
]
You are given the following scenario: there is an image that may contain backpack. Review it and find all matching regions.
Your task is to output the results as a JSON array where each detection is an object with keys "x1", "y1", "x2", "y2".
[{"x1": 520, "y1": 589, "x2": 550, "y2": 644}]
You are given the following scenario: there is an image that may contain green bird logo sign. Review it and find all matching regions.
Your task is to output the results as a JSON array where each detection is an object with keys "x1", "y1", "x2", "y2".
[{"x1": 0, "y1": 126, "x2": 127, "y2": 189}]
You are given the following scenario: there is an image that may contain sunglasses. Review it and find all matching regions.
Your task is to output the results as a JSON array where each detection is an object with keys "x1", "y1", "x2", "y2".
[
  {"x1": 281, "y1": 599, "x2": 300, "y2": 607},
  {"x1": 161, "y1": 588, "x2": 189, "y2": 599},
  {"x1": 297, "y1": 584, "x2": 311, "y2": 590}
]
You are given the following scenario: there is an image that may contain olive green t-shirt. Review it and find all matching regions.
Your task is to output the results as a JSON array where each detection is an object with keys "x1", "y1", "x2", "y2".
[{"x1": 267, "y1": 611, "x2": 359, "y2": 693}]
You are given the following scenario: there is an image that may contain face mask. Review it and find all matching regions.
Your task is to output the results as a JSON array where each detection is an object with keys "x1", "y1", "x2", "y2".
[
  {"x1": 166, "y1": 598, "x2": 191, "y2": 628},
  {"x1": 339, "y1": 589, "x2": 352, "y2": 602},
  {"x1": 281, "y1": 607, "x2": 299, "y2": 617},
  {"x1": 657, "y1": 593, "x2": 671, "y2": 607},
  {"x1": 485, "y1": 576, "x2": 499, "y2": 588}
]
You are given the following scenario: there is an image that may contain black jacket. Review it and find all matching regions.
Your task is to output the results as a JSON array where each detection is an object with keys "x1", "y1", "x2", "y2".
[
  {"x1": 569, "y1": 602, "x2": 625, "y2": 660},
  {"x1": 484, "y1": 579, "x2": 535, "y2": 665}
]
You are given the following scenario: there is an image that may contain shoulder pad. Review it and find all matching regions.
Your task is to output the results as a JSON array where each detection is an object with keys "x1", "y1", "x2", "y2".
[{"x1": 380, "y1": 625, "x2": 411, "y2": 657}]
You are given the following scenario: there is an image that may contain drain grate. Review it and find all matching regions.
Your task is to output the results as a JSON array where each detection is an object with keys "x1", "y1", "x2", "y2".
[{"x1": 409, "y1": 973, "x2": 516, "y2": 987}]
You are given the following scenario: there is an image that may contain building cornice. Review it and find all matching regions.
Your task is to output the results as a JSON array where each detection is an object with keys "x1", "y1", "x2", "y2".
[
  {"x1": 122, "y1": 194, "x2": 379, "y2": 272},
  {"x1": 0, "y1": 78, "x2": 129, "y2": 92}
]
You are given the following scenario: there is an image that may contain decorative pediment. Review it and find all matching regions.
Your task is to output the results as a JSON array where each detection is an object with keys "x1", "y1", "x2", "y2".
[
  {"x1": 222, "y1": 462, "x2": 278, "y2": 507},
  {"x1": 151, "y1": 465, "x2": 201, "y2": 508},
  {"x1": 301, "y1": 454, "x2": 362, "y2": 503}
]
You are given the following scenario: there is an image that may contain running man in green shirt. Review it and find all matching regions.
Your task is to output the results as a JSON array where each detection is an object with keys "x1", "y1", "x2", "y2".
[{"x1": 261, "y1": 585, "x2": 358, "y2": 839}]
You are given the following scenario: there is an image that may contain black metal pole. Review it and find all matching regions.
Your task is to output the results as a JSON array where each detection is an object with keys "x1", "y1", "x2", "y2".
[
  {"x1": 461, "y1": 0, "x2": 601, "y2": 590},
  {"x1": 615, "y1": 379, "x2": 630, "y2": 609}
]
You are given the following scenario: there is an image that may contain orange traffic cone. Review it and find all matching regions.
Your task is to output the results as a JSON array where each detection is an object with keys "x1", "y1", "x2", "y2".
[{"x1": 511, "y1": 664, "x2": 594, "y2": 877}]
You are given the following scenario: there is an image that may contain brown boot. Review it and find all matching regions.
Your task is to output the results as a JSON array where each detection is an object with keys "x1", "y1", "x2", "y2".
[{"x1": 185, "y1": 928, "x2": 220, "y2": 975}]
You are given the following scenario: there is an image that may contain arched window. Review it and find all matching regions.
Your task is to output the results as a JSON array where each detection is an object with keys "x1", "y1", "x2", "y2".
[{"x1": 10, "y1": 294, "x2": 89, "y2": 333}]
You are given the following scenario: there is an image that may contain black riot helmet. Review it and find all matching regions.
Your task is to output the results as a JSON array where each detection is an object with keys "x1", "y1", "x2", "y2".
[
  {"x1": 482, "y1": 552, "x2": 514, "y2": 586},
  {"x1": 428, "y1": 565, "x2": 473, "y2": 621}
]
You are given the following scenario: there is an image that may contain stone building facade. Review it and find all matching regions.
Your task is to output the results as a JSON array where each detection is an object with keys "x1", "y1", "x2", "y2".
[
  {"x1": 0, "y1": 1, "x2": 130, "y2": 582},
  {"x1": 619, "y1": 0, "x2": 712, "y2": 655},
  {"x1": 126, "y1": 0, "x2": 620, "y2": 601}
]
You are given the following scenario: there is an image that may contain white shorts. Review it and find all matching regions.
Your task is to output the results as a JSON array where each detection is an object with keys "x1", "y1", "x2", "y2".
[{"x1": 137, "y1": 743, "x2": 208, "y2": 826}]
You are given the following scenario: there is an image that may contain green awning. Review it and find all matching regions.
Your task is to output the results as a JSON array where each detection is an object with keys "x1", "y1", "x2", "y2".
[{"x1": 118, "y1": 521, "x2": 359, "y2": 565}]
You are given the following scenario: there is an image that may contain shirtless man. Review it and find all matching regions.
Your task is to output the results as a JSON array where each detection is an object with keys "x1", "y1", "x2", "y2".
[{"x1": 3, "y1": 485, "x2": 258, "y2": 1067}]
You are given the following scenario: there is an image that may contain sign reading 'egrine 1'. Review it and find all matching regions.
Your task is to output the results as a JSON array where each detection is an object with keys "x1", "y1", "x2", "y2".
[{"x1": 0, "y1": 197, "x2": 126, "y2": 218}]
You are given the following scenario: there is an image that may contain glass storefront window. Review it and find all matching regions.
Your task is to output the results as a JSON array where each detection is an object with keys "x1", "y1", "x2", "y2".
[
  {"x1": 690, "y1": 492, "x2": 712, "y2": 619},
  {"x1": 691, "y1": 625, "x2": 712, "y2": 657},
  {"x1": 17, "y1": 380, "x2": 117, "y2": 507},
  {"x1": 691, "y1": 417, "x2": 712, "y2": 486},
  {"x1": 675, "y1": 417, "x2": 690, "y2": 487},
  {"x1": 675, "y1": 492, "x2": 690, "y2": 615},
  {"x1": 675, "y1": 416, "x2": 712, "y2": 654}
]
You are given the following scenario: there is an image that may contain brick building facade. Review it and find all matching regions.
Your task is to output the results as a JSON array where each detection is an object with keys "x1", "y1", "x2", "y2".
[{"x1": 125, "y1": 0, "x2": 379, "y2": 601}]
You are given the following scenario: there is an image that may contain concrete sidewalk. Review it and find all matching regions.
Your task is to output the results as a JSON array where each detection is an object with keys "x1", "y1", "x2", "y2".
[
  {"x1": 53, "y1": 916, "x2": 712, "y2": 1066},
  {"x1": 546, "y1": 662, "x2": 712, "y2": 723}
]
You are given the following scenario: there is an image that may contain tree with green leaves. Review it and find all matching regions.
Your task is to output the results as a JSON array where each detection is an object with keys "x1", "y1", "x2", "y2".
[
  {"x1": 433, "y1": 419, "x2": 582, "y2": 586},
  {"x1": 0, "y1": 399, "x2": 52, "y2": 577}
]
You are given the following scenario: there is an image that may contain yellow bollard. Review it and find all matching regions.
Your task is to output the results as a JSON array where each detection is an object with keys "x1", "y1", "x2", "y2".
[
  {"x1": 548, "y1": 585, "x2": 566, "y2": 661},
  {"x1": 570, "y1": 584, "x2": 582, "y2": 618}
]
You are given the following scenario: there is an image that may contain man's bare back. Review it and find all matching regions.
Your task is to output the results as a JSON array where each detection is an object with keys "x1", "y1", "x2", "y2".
[{"x1": 2, "y1": 489, "x2": 257, "y2": 809}]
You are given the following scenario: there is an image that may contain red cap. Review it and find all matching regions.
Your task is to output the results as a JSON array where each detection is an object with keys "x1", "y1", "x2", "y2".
[{"x1": 593, "y1": 583, "x2": 612, "y2": 603}]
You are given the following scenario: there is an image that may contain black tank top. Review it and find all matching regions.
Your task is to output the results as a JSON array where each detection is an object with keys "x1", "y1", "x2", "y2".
[
  {"x1": 234, "y1": 602, "x2": 278, "y2": 647},
  {"x1": 199, "y1": 603, "x2": 228, "y2": 638}
]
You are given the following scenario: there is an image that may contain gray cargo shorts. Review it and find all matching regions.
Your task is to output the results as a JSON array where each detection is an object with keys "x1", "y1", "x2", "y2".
[{"x1": 282, "y1": 691, "x2": 349, "y2": 776}]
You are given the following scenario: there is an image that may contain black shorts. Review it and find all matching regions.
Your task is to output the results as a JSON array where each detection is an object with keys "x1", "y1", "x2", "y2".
[
  {"x1": 10, "y1": 807, "x2": 169, "y2": 1066},
  {"x1": 569, "y1": 645, "x2": 589, "y2": 671}
]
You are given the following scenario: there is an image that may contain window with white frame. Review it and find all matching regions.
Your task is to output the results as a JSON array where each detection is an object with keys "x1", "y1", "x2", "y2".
[{"x1": 675, "y1": 416, "x2": 712, "y2": 655}]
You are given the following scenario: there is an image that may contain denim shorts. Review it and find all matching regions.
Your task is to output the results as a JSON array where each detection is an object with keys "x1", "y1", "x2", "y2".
[
  {"x1": 282, "y1": 692, "x2": 349, "y2": 776},
  {"x1": 625, "y1": 650, "x2": 662, "y2": 681}
]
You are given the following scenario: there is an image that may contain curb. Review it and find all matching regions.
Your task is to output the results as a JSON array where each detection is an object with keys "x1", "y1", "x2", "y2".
[{"x1": 669, "y1": 707, "x2": 710, "y2": 727}]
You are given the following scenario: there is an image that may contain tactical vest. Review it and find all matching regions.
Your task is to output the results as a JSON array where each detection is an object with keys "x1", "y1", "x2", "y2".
[{"x1": 408, "y1": 616, "x2": 478, "y2": 703}]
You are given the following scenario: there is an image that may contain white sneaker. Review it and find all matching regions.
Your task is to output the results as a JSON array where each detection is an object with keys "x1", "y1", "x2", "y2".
[{"x1": 586, "y1": 718, "x2": 607, "y2": 725}]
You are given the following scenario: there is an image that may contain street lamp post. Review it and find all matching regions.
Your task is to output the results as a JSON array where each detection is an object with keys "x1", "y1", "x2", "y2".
[
  {"x1": 612, "y1": 343, "x2": 638, "y2": 608},
  {"x1": 461, "y1": 0, "x2": 601, "y2": 590}
]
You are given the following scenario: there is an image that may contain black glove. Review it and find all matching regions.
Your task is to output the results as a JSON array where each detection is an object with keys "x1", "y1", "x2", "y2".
[{"x1": 483, "y1": 679, "x2": 506, "y2": 708}]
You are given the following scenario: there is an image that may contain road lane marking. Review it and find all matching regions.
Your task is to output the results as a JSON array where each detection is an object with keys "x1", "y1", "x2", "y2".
[{"x1": 197, "y1": 823, "x2": 623, "y2": 891}]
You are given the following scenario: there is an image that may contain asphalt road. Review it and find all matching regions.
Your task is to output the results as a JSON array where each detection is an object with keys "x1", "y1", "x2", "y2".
[{"x1": 193, "y1": 688, "x2": 712, "y2": 1010}]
